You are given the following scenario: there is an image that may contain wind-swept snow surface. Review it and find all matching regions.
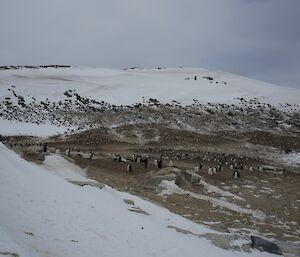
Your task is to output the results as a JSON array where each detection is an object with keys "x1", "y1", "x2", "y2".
[
  {"x1": 0, "y1": 67, "x2": 299, "y2": 106},
  {"x1": 0, "y1": 119, "x2": 68, "y2": 136},
  {"x1": 0, "y1": 144, "x2": 275, "y2": 257}
]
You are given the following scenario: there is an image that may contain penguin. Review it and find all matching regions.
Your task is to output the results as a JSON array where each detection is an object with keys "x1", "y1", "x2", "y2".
[
  {"x1": 233, "y1": 170, "x2": 240, "y2": 179},
  {"x1": 127, "y1": 164, "x2": 133, "y2": 172},
  {"x1": 89, "y1": 151, "x2": 95, "y2": 160}
]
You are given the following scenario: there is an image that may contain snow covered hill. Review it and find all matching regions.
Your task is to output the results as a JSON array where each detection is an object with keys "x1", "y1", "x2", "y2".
[
  {"x1": 0, "y1": 67, "x2": 294, "y2": 256},
  {"x1": 0, "y1": 66, "x2": 299, "y2": 106},
  {"x1": 0, "y1": 143, "x2": 275, "y2": 257}
]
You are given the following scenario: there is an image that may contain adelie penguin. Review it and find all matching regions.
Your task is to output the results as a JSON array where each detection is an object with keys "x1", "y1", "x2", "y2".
[
  {"x1": 127, "y1": 164, "x2": 132, "y2": 172},
  {"x1": 233, "y1": 170, "x2": 240, "y2": 179},
  {"x1": 89, "y1": 151, "x2": 95, "y2": 160}
]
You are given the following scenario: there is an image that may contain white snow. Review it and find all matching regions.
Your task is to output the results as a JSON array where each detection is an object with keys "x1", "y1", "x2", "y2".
[
  {"x1": 42, "y1": 154, "x2": 95, "y2": 183},
  {"x1": 281, "y1": 152, "x2": 300, "y2": 167},
  {"x1": 1, "y1": 66, "x2": 299, "y2": 136},
  {"x1": 0, "y1": 65, "x2": 292, "y2": 256},
  {"x1": 0, "y1": 143, "x2": 275, "y2": 257},
  {"x1": 198, "y1": 179, "x2": 245, "y2": 201},
  {"x1": 158, "y1": 180, "x2": 266, "y2": 221},
  {"x1": 0, "y1": 118, "x2": 67, "y2": 136},
  {"x1": 0, "y1": 67, "x2": 299, "y2": 106}
]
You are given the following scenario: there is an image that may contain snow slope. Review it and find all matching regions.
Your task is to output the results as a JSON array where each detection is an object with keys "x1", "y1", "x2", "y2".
[
  {"x1": 0, "y1": 66, "x2": 299, "y2": 106},
  {"x1": 0, "y1": 143, "x2": 275, "y2": 257},
  {"x1": 0, "y1": 119, "x2": 68, "y2": 137},
  {"x1": 43, "y1": 154, "x2": 95, "y2": 182}
]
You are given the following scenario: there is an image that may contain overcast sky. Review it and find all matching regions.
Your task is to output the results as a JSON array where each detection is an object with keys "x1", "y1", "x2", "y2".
[{"x1": 0, "y1": 0, "x2": 299, "y2": 88}]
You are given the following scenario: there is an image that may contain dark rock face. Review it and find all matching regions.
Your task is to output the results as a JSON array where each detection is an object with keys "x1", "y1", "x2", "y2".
[
  {"x1": 0, "y1": 65, "x2": 71, "y2": 70},
  {"x1": 251, "y1": 236, "x2": 283, "y2": 255}
]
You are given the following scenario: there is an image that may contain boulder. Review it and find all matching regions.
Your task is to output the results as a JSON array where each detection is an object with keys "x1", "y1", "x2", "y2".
[
  {"x1": 251, "y1": 236, "x2": 283, "y2": 255},
  {"x1": 37, "y1": 152, "x2": 46, "y2": 161},
  {"x1": 145, "y1": 174, "x2": 177, "y2": 188},
  {"x1": 180, "y1": 170, "x2": 202, "y2": 184}
]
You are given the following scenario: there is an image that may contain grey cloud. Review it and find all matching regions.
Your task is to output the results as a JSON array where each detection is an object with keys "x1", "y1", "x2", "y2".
[{"x1": 0, "y1": 0, "x2": 299, "y2": 88}]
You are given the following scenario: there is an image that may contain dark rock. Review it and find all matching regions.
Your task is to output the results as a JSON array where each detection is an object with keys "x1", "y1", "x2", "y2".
[{"x1": 251, "y1": 236, "x2": 283, "y2": 255}]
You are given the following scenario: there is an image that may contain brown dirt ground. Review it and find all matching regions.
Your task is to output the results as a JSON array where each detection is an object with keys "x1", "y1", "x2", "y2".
[{"x1": 6, "y1": 127, "x2": 300, "y2": 246}]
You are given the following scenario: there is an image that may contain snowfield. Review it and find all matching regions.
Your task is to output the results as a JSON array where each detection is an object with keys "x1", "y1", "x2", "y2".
[
  {"x1": 0, "y1": 66, "x2": 294, "y2": 256},
  {"x1": 0, "y1": 143, "x2": 275, "y2": 257},
  {"x1": 0, "y1": 119, "x2": 68, "y2": 137},
  {"x1": 0, "y1": 66, "x2": 299, "y2": 106},
  {"x1": 0, "y1": 66, "x2": 299, "y2": 137}
]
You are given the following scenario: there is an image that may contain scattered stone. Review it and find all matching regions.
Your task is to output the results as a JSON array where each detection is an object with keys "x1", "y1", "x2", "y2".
[
  {"x1": 24, "y1": 231, "x2": 35, "y2": 236},
  {"x1": 128, "y1": 207, "x2": 149, "y2": 215},
  {"x1": 69, "y1": 180, "x2": 104, "y2": 188},
  {"x1": 37, "y1": 152, "x2": 46, "y2": 161},
  {"x1": 0, "y1": 252, "x2": 20, "y2": 257},
  {"x1": 241, "y1": 243, "x2": 252, "y2": 253},
  {"x1": 123, "y1": 199, "x2": 135, "y2": 205}
]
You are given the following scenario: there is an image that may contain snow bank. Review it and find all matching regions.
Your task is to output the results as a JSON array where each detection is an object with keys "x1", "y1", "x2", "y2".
[{"x1": 0, "y1": 143, "x2": 274, "y2": 257}]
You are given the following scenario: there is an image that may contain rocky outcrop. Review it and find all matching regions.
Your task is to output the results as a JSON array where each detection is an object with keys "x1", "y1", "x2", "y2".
[
  {"x1": 144, "y1": 167, "x2": 180, "y2": 188},
  {"x1": 179, "y1": 170, "x2": 203, "y2": 184},
  {"x1": 251, "y1": 236, "x2": 283, "y2": 255}
]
